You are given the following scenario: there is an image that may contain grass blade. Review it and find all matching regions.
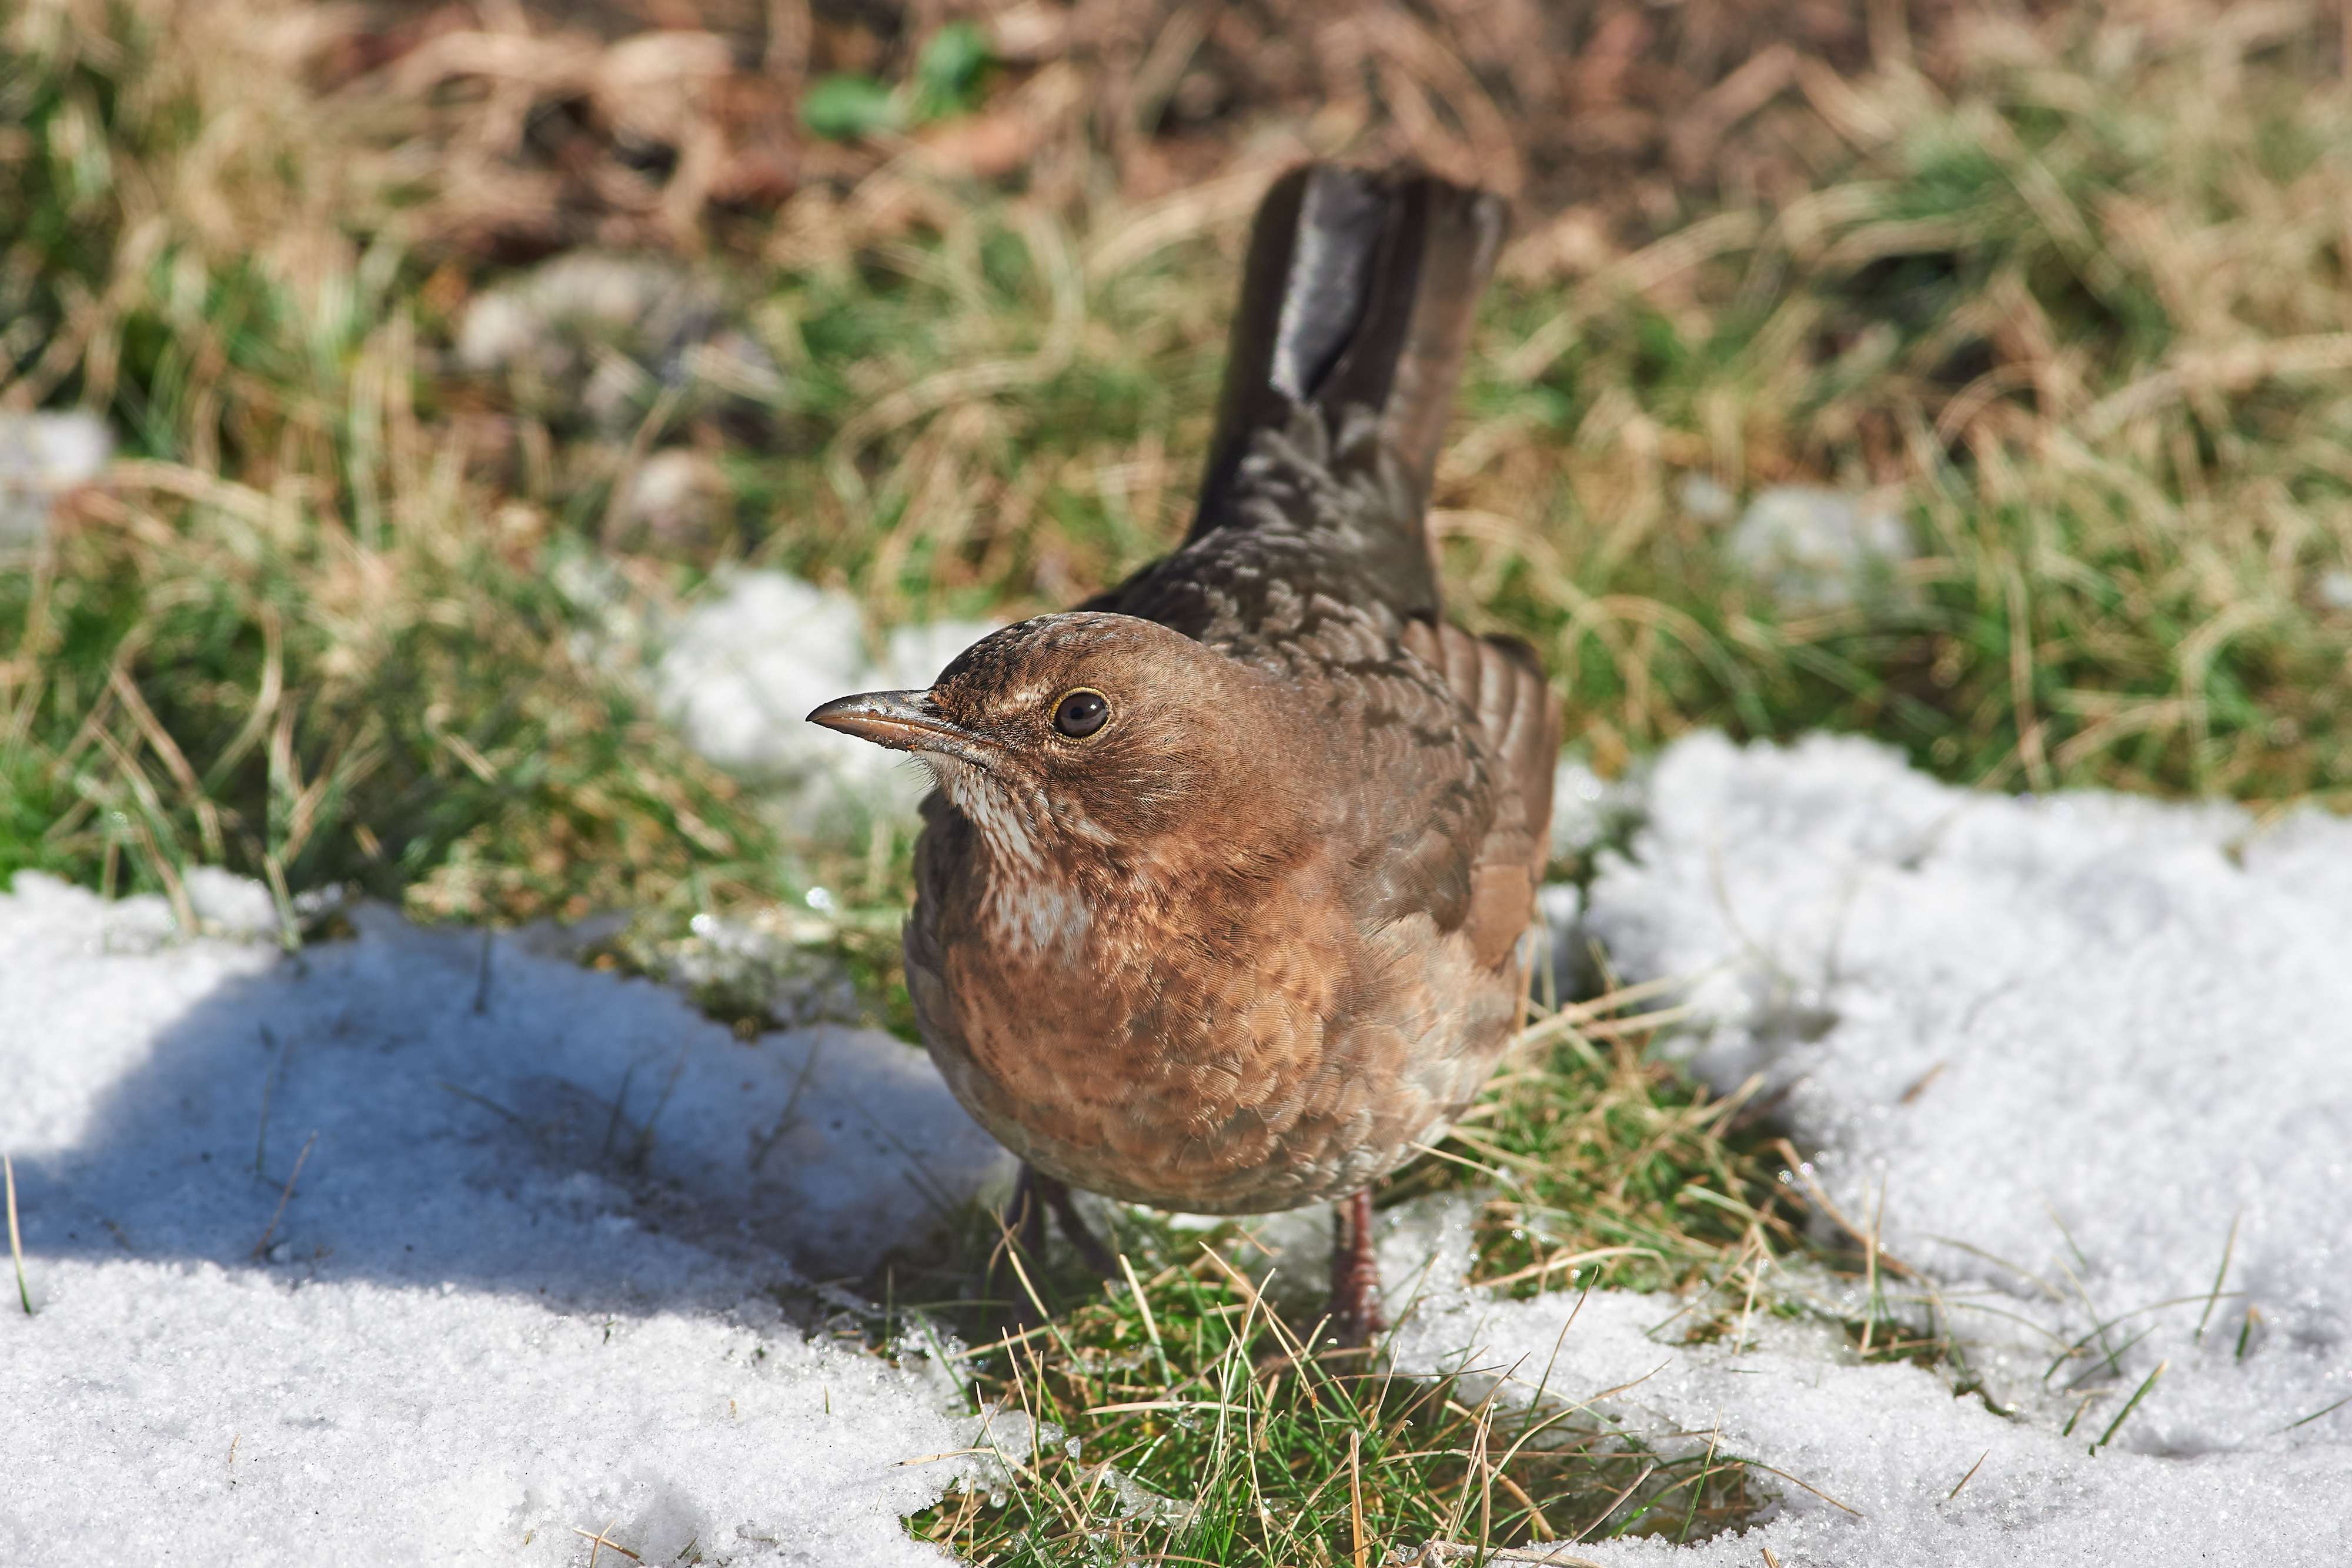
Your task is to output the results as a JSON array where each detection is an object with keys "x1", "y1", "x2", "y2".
[
  {"x1": 5, "y1": 1152, "x2": 29, "y2": 1315},
  {"x1": 2092, "y1": 1360, "x2": 2168, "y2": 1453}
]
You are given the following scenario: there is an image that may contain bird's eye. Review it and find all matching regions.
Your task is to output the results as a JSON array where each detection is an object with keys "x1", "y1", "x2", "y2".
[{"x1": 1051, "y1": 688, "x2": 1110, "y2": 739}]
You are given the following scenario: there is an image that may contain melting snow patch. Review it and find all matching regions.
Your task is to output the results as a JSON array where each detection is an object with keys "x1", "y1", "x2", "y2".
[
  {"x1": 656, "y1": 569, "x2": 995, "y2": 837},
  {"x1": 1725, "y1": 486, "x2": 1914, "y2": 611},
  {"x1": 0, "y1": 871, "x2": 1011, "y2": 1563},
  {"x1": 1392, "y1": 1288, "x2": 2351, "y2": 1566},
  {"x1": 1549, "y1": 758, "x2": 1645, "y2": 863},
  {"x1": 1398, "y1": 732, "x2": 2350, "y2": 1564},
  {"x1": 0, "y1": 410, "x2": 112, "y2": 547}
]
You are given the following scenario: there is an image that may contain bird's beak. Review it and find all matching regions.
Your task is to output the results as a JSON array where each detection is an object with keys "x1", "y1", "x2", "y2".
[{"x1": 806, "y1": 690, "x2": 990, "y2": 763}]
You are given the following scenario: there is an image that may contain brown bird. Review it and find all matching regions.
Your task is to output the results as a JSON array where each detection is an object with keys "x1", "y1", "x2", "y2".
[{"x1": 810, "y1": 164, "x2": 1557, "y2": 1341}]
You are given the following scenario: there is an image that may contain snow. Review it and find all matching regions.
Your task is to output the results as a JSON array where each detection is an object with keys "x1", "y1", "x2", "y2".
[
  {"x1": 656, "y1": 569, "x2": 995, "y2": 834},
  {"x1": 0, "y1": 871, "x2": 1012, "y2": 1564},
  {"x1": 1395, "y1": 1290, "x2": 2352, "y2": 1566},
  {"x1": 1725, "y1": 486, "x2": 1914, "y2": 610},
  {"x1": 557, "y1": 561, "x2": 994, "y2": 835},
  {"x1": 1675, "y1": 473, "x2": 1737, "y2": 524},
  {"x1": 0, "y1": 409, "x2": 112, "y2": 547},
  {"x1": 1394, "y1": 732, "x2": 2352, "y2": 1565},
  {"x1": 1548, "y1": 759, "x2": 1643, "y2": 864}
]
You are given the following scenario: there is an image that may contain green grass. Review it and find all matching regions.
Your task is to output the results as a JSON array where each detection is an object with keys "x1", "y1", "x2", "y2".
[{"x1": 6, "y1": 0, "x2": 2352, "y2": 1559}]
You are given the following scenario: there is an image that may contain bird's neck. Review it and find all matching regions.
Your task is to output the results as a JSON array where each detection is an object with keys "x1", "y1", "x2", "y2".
[{"x1": 964, "y1": 786, "x2": 1327, "y2": 967}]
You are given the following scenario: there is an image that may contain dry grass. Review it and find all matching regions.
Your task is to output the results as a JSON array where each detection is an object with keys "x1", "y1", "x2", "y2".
[
  {"x1": 1, "y1": 0, "x2": 780, "y2": 924},
  {"x1": 5, "y1": 1151, "x2": 29, "y2": 1315}
]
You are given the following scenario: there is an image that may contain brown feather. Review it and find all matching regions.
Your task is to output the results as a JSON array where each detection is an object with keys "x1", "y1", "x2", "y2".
[{"x1": 832, "y1": 164, "x2": 1552, "y2": 1216}]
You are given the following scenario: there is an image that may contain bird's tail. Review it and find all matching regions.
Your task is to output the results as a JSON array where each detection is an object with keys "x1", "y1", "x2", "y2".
[{"x1": 1191, "y1": 163, "x2": 1507, "y2": 543}]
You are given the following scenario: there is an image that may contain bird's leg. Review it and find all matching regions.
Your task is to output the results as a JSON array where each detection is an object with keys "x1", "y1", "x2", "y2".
[
  {"x1": 1032, "y1": 1166, "x2": 1120, "y2": 1279},
  {"x1": 991, "y1": 1166, "x2": 1053, "y2": 1332},
  {"x1": 1326, "y1": 1188, "x2": 1385, "y2": 1346}
]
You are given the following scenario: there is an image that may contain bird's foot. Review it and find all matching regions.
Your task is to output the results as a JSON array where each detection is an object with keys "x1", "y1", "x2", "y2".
[{"x1": 1324, "y1": 1187, "x2": 1386, "y2": 1348}]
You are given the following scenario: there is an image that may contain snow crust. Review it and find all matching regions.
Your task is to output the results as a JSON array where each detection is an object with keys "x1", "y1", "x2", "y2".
[
  {"x1": 0, "y1": 872, "x2": 1011, "y2": 1564},
  {"x1": 0, "y1": 409, "x2": 112, "y2": 547},
  {"x1": 1397, "y1": 733, "x2": 2351, "y2": 1564},
  {"x1": 1724, "y1": 485, "x2": 1915, "y2": 610},
  {"x1": 1395, "y1": 1289, "x2": 2350, "y2": 1566},
  {"x1": 656, "y1": 570, "x2": 994, "y2": 833}
]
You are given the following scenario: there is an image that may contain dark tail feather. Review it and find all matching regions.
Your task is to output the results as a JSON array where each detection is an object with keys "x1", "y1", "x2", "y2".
[{"x1": 1192, "y1": 163, "x2": 1508, "y2": 540}]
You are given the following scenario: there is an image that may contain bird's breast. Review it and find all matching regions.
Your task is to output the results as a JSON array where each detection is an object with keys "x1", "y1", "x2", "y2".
[{"x1": 907, "y1": 846, "x2": 1515, "y2": 1213}]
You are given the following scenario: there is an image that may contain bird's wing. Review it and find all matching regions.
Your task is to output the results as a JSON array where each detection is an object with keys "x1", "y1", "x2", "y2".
[{"x1": 1385, "y1": 618, "x2": 1559, "y2": 969}]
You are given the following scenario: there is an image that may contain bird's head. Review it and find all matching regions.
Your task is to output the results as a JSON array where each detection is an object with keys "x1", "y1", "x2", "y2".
[{"x1": 808, "y1": 612, "x2": 1315, "y2": 873}]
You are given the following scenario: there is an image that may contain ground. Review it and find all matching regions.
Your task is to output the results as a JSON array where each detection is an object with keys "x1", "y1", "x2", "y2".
[{"x1": 5, "y1": 738, "x2": 2347, "y2": 1562}]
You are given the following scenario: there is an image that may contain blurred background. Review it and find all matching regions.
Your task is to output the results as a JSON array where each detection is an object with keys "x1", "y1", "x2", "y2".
[{"x1": 5, "y1": 0, "x2": 2352, "y2": 1018}]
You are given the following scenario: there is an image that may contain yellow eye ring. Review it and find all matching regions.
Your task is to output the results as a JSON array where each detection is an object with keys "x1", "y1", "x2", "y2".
[{"x1": 1050, "y1": 687, "x2": 1111, "y2": 740}]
